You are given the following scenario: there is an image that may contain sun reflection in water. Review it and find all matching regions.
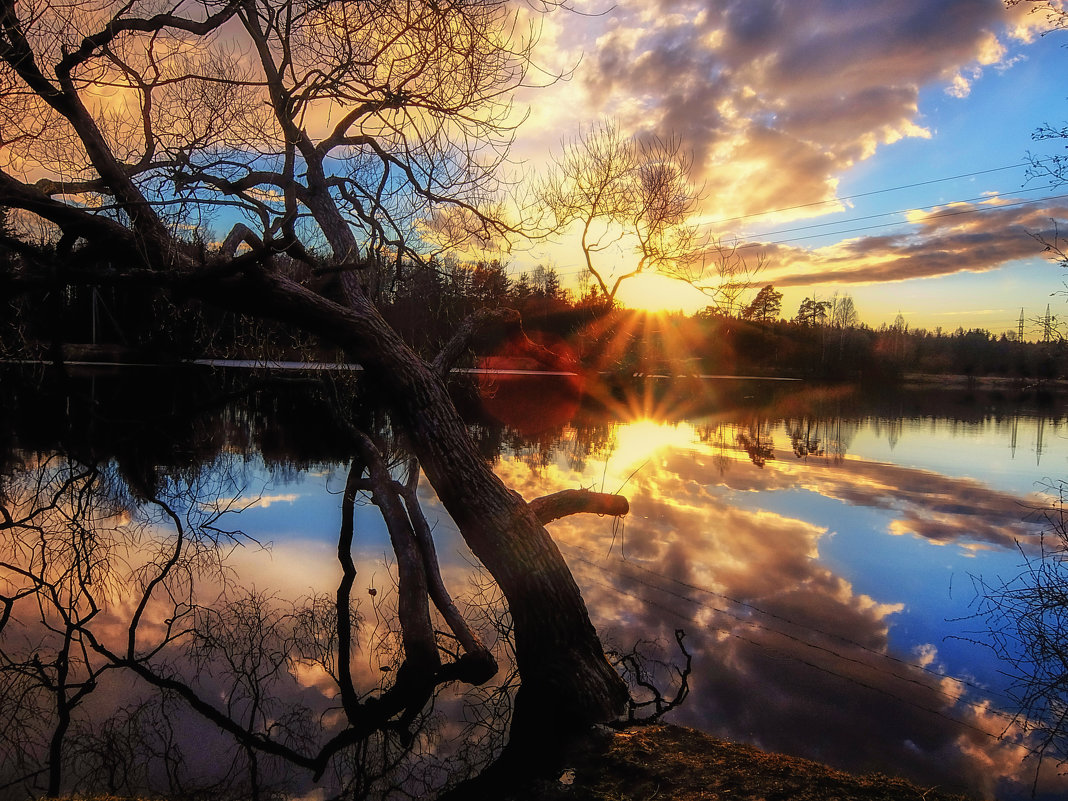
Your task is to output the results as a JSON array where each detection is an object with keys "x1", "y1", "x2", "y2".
[
  {"x1": 610, "y1": 418, "x2": 697, "y2": 469},
  {"x1": 578, "y1": 308, "x2": 727, "y2": 424}
]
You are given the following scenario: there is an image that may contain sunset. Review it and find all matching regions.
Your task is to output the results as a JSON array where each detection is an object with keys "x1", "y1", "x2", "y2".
[
  {"x1": 510, "y1": 0, "x2": 1068, "y2": 332},
  {"x1": 4, "y1": 1, "x2": 1068, "y2": 800}
]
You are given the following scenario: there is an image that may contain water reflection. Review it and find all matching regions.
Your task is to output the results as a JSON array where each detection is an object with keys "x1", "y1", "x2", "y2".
[
  {"x1": 488, "y1": 381, "x2": 1068, "y2": 799},
  {"x1": 3, "y1": 366, "x2": 1068, "y2": 799}
]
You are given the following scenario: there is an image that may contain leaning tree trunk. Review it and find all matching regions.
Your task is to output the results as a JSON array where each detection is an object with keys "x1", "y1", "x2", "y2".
[
  {"x1": 204, "y1": 269, "x2": 629, "y2": 741},
  {"x1": 0, "y1": 169, "x2": 629, "y2": 741}
]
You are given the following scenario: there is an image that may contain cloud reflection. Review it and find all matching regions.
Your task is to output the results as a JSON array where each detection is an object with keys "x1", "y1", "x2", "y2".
[
  {"x1": 636, "y1": 419, "x2": 1047, "y2": 551},
  {"x1": 492, "y1": 416, "x2": 1063, "y2": 798}
]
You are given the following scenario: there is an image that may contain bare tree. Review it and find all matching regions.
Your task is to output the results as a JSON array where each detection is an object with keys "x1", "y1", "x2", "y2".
[
  {"x1": 1008, "y1": 0, "x2": 1068, "y2": 31},
  {"x1": 830, "y1": 293, "x2": 859, "y2": 329},
  {"x1": 0, "y1": 458, "x2": 126, "y2": 796},
  {"x1": 607, "y1": 629, "x2": 692, "y2": 728},
  {"x1": 0, "y1": 2, "x2": 644, "y2": 790},
  {"x1": 667, "y1": 238, "x2": 767, "y2": 316},
  {"x1": 0, "y1": 446, "x2": 307, "y2": 797},
  {"x1": 970, "y1": 480, "x2": 1068, "y2": 783},
  {"x1": 539, "y1": 122, "x2": 713, "y2": 303},
  {"x1": 538, "y1": 121, "x2": 638, "y2": 302}
]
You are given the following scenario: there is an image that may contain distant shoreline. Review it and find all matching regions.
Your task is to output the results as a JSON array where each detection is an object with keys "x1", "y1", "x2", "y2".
[
  {"x1": 6, "y1": 358, "x2": 1068, "y2": 390},
  {"x1": 902, "y1": 372, "x2": 1068, "y2": 390},
  {"x1": 1, "y1": 357, "x2": 805, "y2": 381}
]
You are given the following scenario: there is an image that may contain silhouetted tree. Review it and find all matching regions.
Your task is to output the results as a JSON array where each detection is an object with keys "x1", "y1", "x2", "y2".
[
  {"x1": 0, "y1": 0, "x2": 632, "y2": 795},
  {"x1": 794, "y1": 297, "x2": 831, "y2": 326},
  {"x1": 742, "y1": 284, "x2": 783, "y2": 322},
  {"x1": 830, "y1": 293, "x2": 859, "y2": 329},
  {"x1": 538, "y1": 121, "x2": 706, "y2": 303}
]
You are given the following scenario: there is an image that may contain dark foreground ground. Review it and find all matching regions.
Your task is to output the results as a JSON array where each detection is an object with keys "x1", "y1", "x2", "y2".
[
  {"x1": 498, "y1": 724, "x2": 976, "y2": 801},
  {"x1": 60, "y1": 725, "x2": 980, "y2": 801}
]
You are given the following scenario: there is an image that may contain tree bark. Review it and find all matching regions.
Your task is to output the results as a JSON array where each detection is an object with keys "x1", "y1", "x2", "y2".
[
  {"x1": 0, "y1": 170, "x2": 628, "y2": 749},
  {"x1": 530, "y1": 489, "x2": 630, "y2": 525},
  {"x1": 194, "y1": 268, "x2": 629, "y2": 739}
]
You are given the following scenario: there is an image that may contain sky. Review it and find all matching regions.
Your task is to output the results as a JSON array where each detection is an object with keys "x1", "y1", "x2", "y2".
[{"x1": 507, "y1": 0, "x2": 1068, "y2": 335}]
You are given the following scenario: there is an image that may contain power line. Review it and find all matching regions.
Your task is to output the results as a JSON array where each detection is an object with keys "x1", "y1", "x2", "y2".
[
  {"x1": 545, "y1": 189, "x2": 1068, "y2": 281},
  {"x1": 702, "y1": 162, "x2": 1031, "y2": 227},
  {"x1": 747, "y1": 191, "x2": 1068, "y2": 249},
  {"x1": 560, "y1": 540, "x2": 1022, "y2": 725},
  {"x1": 570, "y1": 563, "x2": 1032, "y2": 753},
  {"x1": 733, "y1": 182, "x2": 1058, "y2": 241}
]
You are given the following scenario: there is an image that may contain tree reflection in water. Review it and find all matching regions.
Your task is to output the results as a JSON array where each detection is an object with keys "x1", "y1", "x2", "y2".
[
  {"x1": 4, "y1": 366, "x2": 1068, "y2": 799},
  {"x1": 968, "y1": 477, "x2": 1068, "y2": 791},
  {"x1": 0, "y1": 366, "x2": 543, "y2": 799},
  {"x1": 488, "y1": 377, "x2": 1068, "y2": 800}
]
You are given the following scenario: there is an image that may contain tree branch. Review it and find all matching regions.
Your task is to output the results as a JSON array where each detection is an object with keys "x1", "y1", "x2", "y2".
[
  {"x1": 55, "y1": 1, "x2": 247, "y2": 76},
  {"x1": 433, "y1": 307, "x2": 522, "y2": 376},
  {"x1": 529, "y1": 489, "x2": 629, "y2": 525},
  {"x1": 335, "y1": 462, "x2": 363, "y2": 720},
  {"x1": 393, "y1": 466, "x2": 497, "y2": 685},
  {"x1": 350, "y1": 431, "x2": 439, "y2": 675}
]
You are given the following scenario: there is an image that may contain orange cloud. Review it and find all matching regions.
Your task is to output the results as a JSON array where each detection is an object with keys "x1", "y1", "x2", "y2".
[
  {"x1": 762, "y1": 197, "x2": 1068, "y2": 286},
  {"x1": 522, "y1": 0, "x2": 1047, "y2": 229}
]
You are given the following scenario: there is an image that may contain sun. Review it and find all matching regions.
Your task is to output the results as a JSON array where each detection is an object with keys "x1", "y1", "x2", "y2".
[{"x1": 614, "y1": 273, "x2": 708, "y2": 315}]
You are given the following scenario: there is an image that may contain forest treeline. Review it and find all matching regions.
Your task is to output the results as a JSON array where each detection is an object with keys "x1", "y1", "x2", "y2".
[{"x1": 2, "y1": 249, "x2": 1065, "y2": 383}]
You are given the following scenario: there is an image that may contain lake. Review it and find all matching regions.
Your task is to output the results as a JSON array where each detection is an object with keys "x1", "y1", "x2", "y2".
[{"x1": 1, "y1": 365, "x2": 1066, "y2": 799}]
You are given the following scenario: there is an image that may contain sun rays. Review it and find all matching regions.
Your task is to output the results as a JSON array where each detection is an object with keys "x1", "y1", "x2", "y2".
[{"x1": 575, "y1": 307, "x2": 726, "y2": 424}]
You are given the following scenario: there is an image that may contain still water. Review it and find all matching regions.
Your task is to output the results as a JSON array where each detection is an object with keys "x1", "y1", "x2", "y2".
[{"x1": 3, "y1": 367, "x2": 1067, "y2": 799}]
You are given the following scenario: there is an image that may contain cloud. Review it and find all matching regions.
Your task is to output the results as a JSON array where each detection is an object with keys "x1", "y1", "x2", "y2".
[
  {"x1": 762, "y1": 196, "x2": 1068, "y2": 286},
  {"x1": 521, "y1": 0, "x2": 1049, "y2": 232}
]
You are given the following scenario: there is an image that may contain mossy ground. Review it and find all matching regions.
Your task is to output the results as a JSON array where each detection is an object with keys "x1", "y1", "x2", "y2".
[{"x1": 501, "y1": 724, "x2": 977, "y2": 801}]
